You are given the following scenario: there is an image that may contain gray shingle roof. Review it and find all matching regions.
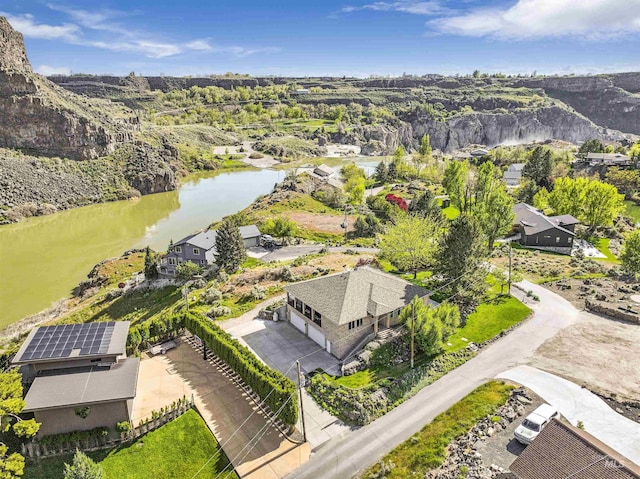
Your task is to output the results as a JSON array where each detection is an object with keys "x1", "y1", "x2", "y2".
[
  {"x1": 175, "y1": 225, "x2": 260, "y2": 252},
  {"x1": 284, "y1": 266, "x2": 430, "y2": 325},
  {"x1": 313, "y1": 164, "x2": 335, "y2": 177},
  {"x1": 13, "y1": 321, "x2": 129, "y2": 365},
  {"x1": 510, "y1": 419, "x2": 640, "y2": 479},
  {"x1": 586, "y1": 152, "x2": 630, "y2": 161},
  {"x1": 513, "y1": 203, "x2": 579, "y2": 237},
  {"x1": 23, "y1": 358, "x2": 140, "y2": 411}
]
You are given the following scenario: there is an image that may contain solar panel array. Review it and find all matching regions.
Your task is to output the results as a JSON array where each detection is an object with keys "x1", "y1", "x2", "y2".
[{"x1": 20, "y1": 323, "x2": 115, "y2": 361}]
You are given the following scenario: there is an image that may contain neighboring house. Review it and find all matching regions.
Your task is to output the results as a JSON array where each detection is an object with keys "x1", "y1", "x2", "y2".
[
  {"x1": 159, "y1": 225, "x2": 261, "y2": 276},
  {"x1": 512, "y1": 203, "x2": 580, "y2": 252},
  {"x1": 12, "y1": 322, "x2": 139, "y2": 436},
  {"x1": 506, "y1": 419, "x2": 640, "y2": 479},
  {"x1": 283, "y1": 266, "x2": 432, "y2": 360},
  {"x1": 470, "y1": 148, "x2": 490, "y2": 158},
  {"x1": 312, "y1": 164, "x2": 335, "y2": 178},
  {"x1": 503, "y1": 163, "x2": 525, "y2": 187},
  {"x1": 586, "y1": 152, "x2": 631, "y2": 167}
]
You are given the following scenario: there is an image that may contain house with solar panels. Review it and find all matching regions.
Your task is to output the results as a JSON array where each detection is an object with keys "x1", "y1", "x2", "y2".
[{"x1": 12, "y1": 321, "x2": 139, "y2": 436}]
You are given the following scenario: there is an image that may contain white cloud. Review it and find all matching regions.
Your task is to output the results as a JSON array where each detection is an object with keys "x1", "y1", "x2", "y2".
[
  {"x1": 46, "y1": 4, "x2": 131, "y2": 35},
  {"x1": 430, "y1": 0, "x2": 640, "y2": 39},
  {"x1": 186, "y1": 39, "x2": 213, "y2": 51},
  {"x1": 341, "y1": 1, "x2": 449, "y2": 15},
  {"x1": 2, "y1": 12, "x2": 79, "y2": 40},
  {"x1": 36, "y1": 64, "x2": 72, "y2": 76},
  {"x1": 87, "y1": 40, "x2": 182, "y2": 58},
  {"x1": 186, "y1": 40, "x2": 280, "y2": 57}
]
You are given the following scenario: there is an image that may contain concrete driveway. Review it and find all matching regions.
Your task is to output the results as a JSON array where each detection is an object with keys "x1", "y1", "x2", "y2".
[
  {"x1": 221, "y1": 317, "x2": 352, "y2": 450},
  {"x1": 497, "y1": 365, "x2": 640, "y2": 465},
  {"x1": 133, "y1": 338, "x2": 309, "y2": 478}
]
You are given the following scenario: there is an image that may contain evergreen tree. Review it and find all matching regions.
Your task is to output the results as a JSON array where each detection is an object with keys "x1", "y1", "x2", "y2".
[
  {"x1": 63, "y1": 449, "x2": 104, "y2": 479},
  {"x1": 214, "y1": 219, "x2": 246, "y2": 273},
  {"x1": 387, "y1": 161, "x2": 398, "y2": 181},
  {"x1": 621, "y1": 230, "x2": 640, "y2": 279},
  {"x1": 578, "y1": 139, "x2": 605, "y2": 157},
  {"x1": 374, "y1": 161, "x2": 388, "y2": 184},
  {"x1": 434, "y1": 214, "x2": 488, "y2": 310},
  {"x1": 392, "y1": 145, "x2": 405, "y2": 163},
  {"x1": 143, "y1": 246, "x2": 158, "y2": 280},
  {"x1": 523, "y1": 146, "x2": 553, "y2": 189},
  {"x1": 409, "y1": 190, "x2": 443, "y2": 220}
]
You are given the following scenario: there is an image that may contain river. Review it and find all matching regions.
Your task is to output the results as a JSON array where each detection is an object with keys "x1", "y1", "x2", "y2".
[
  {"x1": 0, "y1": 159, "x2": 379, "y2": 330},
  {"x1": 0, "y1": 167, "x2": 288, "y2": 329}
]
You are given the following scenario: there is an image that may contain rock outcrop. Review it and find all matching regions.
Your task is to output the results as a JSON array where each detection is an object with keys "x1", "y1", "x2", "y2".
[{"x1": 0, "y1": 17, "x2": 137, "y2": 160}]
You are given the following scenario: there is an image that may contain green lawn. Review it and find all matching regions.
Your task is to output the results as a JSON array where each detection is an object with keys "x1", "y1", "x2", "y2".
[
  {"x1": 625, "y1": 200, "x2": 640, "y2": 224},
  {"x1": 444, "y1": 294, "x2": 532, "y2": 351},
  {"x1": 24, "y1": 410, "x2": 237, "y2": 479},
  {"x1": 361, "y1": 381, "x2": 514, "y2": 479},
  {"x1": 590, "y1": 237, "x2": 619, "y2": 263}
]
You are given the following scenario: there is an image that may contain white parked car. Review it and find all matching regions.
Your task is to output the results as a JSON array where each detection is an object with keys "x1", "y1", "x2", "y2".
[{"x1": 514, "y1": 403, "x2": 559, "y2": 445}]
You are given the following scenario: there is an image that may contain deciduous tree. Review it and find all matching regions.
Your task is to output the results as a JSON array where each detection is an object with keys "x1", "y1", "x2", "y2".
[
  {"x1": 605, "y1": 167, "x2": 640, "y2": 199},
  {"x1": 1, "y1": 370, "x2": 40, "y2": 479},
  {"x1": 443, "y1": 160, "x2": 469, "y2": 212},
  {"x1": 144, "y1": 246, "x2": 158, "y2": 280},
  {"x1": 621, "y1": 229, "x2": 640, "y2": 278},
  {"x1": 175, "y1": 261, "x2": 202, "y2": 281},
  {"x1": 378, "y1": 214, "x2": 442, "y2": 278},
  {"x1": 261, "y1": 216, "x2": 297, "y2": 241},
  {"x1": 419, "y1": 134, "x2": 432, "y2": 159}
]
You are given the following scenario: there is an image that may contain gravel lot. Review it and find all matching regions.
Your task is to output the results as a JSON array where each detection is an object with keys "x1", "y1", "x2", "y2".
[{"x1": 531, "y1": 310, "x2": 640, "y2": 402}]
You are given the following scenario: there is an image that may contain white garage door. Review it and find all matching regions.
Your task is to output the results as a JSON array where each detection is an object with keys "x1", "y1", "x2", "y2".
[
  {"x1": 308, "y1": 325, "x2": 326, "y2": 348},
  {"x1": 290, "y1": 311, "x2": 306, "y2": 334}
]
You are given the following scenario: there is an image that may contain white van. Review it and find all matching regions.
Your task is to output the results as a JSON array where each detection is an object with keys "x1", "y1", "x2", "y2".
[{"x1": 514, "y1": 403, "x2": 559, "y2": 445}]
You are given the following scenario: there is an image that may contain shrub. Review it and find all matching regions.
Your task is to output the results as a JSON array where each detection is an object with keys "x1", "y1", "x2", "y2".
[
  {"x1": 208, "y1": 305, "x2": 232, "y2": 318},
  {"x1": 201, "y1": 287, "x2": 223, "y2": 304},
  {"x1": 249, "y1": 285, "x2": 266, "y2": 300},
  {"x1": 115, "y1": 421, "x2": 131, "y2": 433},
  {"x1": 184, "y1": 313, "x2": 298, "y2": 425},
  {"x1": 249, "y1": 152, "x2": 264, "y2": 159}
]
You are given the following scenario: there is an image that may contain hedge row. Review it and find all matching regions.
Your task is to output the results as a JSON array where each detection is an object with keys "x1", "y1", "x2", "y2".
[{"x1": 184, "y1": 313, "x2": 298, "y2": 426}]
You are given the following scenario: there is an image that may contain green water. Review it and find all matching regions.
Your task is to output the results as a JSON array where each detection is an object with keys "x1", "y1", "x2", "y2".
[{"x1": 0, "y1": 168, "x2": 283, "y2": 329}]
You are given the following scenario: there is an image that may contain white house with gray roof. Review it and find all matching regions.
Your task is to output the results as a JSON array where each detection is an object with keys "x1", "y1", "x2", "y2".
[
  {"x1": 159, "y1": 225, "x2": 261, "y2": 276},
  {"x1": 13, "y1": 322, "x2": 139, "y2": 436},
  {"x1": 283, "y1": 266, "x2": 431, "y2": 360}
]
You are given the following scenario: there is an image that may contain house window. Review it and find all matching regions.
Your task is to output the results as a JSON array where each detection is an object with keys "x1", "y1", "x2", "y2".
[
  {"x1": 160, "y1": 258, "x2": 167, "y2": 265},
  {"x1": 168, "y1": 257, "x2": 177, "y2": 266},
  {"x1": 348, "y1": 318, "x2": 364, "y2": 330},
  {"x1": 295, "y1": 299, "x2": 303, "y2": 312},
  {"x1": 556, "y1": 237, "x2": 560, "y2": 243},
  {"x1": 313, "y1": 311, "x2": 322, "y2": 327},
  {"x1": 304, "y1": 304, "x2": 312, "y2": 318},
  {"x1": 175, "y1": 246, "x2": 182, "y2": 253},
  {"x1": 568, "y1": 237, "x2": 572, "y2": 244},
  {"x1": 200, "y1": 259, "x2": 206, "y2": 265},
  {"x1": 288, "y1": 295, "x2": 295, "y2": 307},
  {"x1": 193, "y1": 248, "x2": 200, "y2": 256}
]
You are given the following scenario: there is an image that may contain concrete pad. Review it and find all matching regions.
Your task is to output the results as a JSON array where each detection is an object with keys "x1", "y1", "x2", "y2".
[
  {"x1": 222, "y1": 318, "x2": 351, "y2": 450},
  {"x1": 497, "y1": 365, "x2": 640, "y2": 465},
  {"x1": 132, "y1": 339, "x2": 309, "y2": 478}
]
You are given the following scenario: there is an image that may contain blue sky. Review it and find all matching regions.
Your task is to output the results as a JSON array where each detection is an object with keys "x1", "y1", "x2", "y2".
[{"x1": 3, "y1": 0, "x2": 640, "y2": 77}]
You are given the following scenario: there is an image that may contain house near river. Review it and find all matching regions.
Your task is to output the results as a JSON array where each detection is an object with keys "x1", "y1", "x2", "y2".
[
  {"x1": 159, "y1": 225, "x2": 261, "y2": 276},
  {"x1": 283, "y1": 266, "x2": 434, "y2": 360}
]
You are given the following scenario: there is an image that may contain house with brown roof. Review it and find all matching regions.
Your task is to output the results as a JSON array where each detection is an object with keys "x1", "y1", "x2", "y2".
[
  {"x1": 512, "y1": 203, "x2": 580, "y2": 254},
  {"x1": 283, "y1": 266, "x2": 432, "y2": 359},
  {"x1": 507, "y1": 419, "x2": 640, "y2": 479}
]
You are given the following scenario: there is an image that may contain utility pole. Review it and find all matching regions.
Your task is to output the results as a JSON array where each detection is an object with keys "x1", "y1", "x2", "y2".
[
  {"x1": 296, "y1": 361, "x2": 307, "y2": 442},
  {"x1": 508, "y1": 240, "x2": 513, "y2": 295},
  {"x1": 410, "y1": 301, "x2": 415, "y2": 369}
]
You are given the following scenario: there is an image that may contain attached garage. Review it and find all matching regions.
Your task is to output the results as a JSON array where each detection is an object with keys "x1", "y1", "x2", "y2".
[
  {"x1": 307, "y1": 325, "x2": 326, "y2": 348},
  {"x1": 290, "y1": 311, "x2": 306, "y2": 334}
]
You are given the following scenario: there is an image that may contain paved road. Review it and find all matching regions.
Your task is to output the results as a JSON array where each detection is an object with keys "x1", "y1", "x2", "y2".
[
  {"x1": 286, "y1": 280, "x2": 580, "y2": 479},
  {"x1": 497, "y1": 365, "x2": 640, "y2": 465}
]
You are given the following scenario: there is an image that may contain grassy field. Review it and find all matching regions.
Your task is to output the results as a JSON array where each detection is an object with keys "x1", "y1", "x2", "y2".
[
  {"x1": 625, "y1": 200, "x2": 640, "y2": 224},
  {"x1": 24, "y1": 410, "x2": 237, "y2": 479},
  {"x1": 361, "y1": 381, "x2": 514, "y2": 479}
]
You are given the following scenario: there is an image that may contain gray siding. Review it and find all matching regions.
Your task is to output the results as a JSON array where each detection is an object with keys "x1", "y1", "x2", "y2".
[
  {"x1": 160, "y1": 242, "x2": 210, "y2": 276},
  {"x1": 35, "y1": 400, "x2": 131, "y2": 436},
  {"x1": 522, "y1": 227, "x2": 574, "y2": 247}
]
